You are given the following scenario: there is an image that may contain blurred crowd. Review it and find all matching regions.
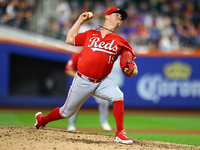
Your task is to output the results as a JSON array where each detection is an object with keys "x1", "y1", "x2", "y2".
[
  {"x1": 0, "y1": 0, "x2": 35, "y2": 29},
  {"x1": 1, "y1": 0, "x2": 200, "y2": 53}
]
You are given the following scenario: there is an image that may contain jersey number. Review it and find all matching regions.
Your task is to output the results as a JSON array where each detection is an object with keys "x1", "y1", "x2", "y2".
[{"x1": 108, "y1": 55, "x2": 115, "y2": 64}]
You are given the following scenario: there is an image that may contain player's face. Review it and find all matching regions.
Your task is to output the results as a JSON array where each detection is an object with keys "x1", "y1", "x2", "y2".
[{"x1": 110, "y1": 13, "x2": 122, "y2": 27}]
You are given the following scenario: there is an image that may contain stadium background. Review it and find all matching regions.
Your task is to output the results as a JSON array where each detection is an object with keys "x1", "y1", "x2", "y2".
[{"x1": 0, "y1": 0, "x2": 200, "y2": 109}]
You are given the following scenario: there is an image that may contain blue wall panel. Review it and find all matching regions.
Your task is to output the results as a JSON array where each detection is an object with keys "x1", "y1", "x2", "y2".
[
  {"x1": 0, "y1": 42, "x2": 200, "y2": 109},
  {"x1": 121, "y1": 57, "x2": 200, "y2": 109}
]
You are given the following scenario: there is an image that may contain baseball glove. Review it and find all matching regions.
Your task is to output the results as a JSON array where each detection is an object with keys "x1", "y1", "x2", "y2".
[{"x1": 120, "y1": 50, "x2": 136, "y2": 77}]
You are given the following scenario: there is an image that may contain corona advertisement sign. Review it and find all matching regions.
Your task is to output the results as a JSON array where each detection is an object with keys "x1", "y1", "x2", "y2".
[{"x1": 122, "y1": 57, "x2": 200, "y2": 109}]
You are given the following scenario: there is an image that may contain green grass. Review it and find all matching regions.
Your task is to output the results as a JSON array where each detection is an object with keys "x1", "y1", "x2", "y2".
[
  {"x1": 123, "y1": 114, "x2": 200, "y2": 130},
  {"x1": 0, "y1": 110, "x2": 200, "y2": 146},
  {"x1": 125, "y1": 133, "x2": 200, "y2": 146}
]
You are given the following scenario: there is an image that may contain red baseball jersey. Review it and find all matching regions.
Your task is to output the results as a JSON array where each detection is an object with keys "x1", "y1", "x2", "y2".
[
  {"x1": 65, "y1": 52, "x2": 82, "y2": 72},
  {"x1": 74, "y1": 29, "x2": 135, "y2": 79}
]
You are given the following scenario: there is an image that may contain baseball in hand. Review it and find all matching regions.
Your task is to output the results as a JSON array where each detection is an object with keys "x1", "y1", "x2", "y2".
[{"x1": 88, "y1": 12, "x2": 93, "y2": 18}]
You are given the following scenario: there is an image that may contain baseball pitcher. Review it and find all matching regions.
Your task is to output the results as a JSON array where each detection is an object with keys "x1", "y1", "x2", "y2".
[{"x1": 35, "y1": 8, "x2": 138, "y2": 144}]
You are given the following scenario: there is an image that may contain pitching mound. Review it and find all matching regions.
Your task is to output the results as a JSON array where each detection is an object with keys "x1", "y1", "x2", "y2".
[{"x1": 0, "y1": 126, "x2": 199, "y2": 150}]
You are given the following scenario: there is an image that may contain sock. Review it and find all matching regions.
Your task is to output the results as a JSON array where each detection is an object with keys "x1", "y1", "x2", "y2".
[
  {"x1": 40, "y1": 107, "x2": 63, "y2": 126},
  {"x1": 113, "y1": 100, "x2": 124, "y2": 133}
]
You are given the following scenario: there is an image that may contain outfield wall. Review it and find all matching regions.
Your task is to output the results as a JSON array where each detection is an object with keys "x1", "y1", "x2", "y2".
[
  {"x1": 122, "y1": 54, "x2": 200, "y2": 109},
  {"x1": 0, "y1": 26, "x2": 200, "y2": 109}
]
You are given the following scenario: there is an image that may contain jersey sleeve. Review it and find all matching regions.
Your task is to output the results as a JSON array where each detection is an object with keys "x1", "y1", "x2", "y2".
[
  {"x1": 121, "y1": 38, "x2": 137, "y2": 60},
  {"x1": 74, "y1": 31, "x2": 88, "y2": 46}
]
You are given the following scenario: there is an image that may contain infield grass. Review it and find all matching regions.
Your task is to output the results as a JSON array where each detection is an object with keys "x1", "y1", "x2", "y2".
[{"x1": 0, "y1": 109, "x2": 200, "y2": 146}]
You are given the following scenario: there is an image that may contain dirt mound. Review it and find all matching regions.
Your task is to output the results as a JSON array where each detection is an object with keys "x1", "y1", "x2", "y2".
[{"x1": 0, "y1": 126, "x2": 199, "y2": 150}]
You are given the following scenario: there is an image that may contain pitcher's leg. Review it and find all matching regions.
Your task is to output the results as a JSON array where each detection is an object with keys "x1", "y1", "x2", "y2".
[
  {"x1": 113, "y1": 100, "x2": 124, "y2": 132},
  {"x1": 35, "y1": 107, "x2": 63, "y2": 129},
  {"x1": 94, "y1": 77, "x2": 123, "y2": 131},
  {"x1": 94, "y1": 77, "x2": 123, "y2": 103},
  {"x1": 35, "y1": 75, "x2": 95, "y2": 129},
  {"x1": 60, "y1": 76, "x2": 94, "y2": 118},
  {"x1": 94, "y1": 77, "x2": 133, "y2": 144}
]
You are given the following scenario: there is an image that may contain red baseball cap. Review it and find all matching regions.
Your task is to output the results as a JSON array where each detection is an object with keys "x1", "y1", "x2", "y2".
[{"x1": 105, "y1": 8, "x2": 127, "y2": 20}]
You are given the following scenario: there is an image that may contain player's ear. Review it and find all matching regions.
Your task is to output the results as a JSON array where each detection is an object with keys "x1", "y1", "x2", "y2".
[{"x1": 105, "y1": 15, "x2": 109, "y2": 20}]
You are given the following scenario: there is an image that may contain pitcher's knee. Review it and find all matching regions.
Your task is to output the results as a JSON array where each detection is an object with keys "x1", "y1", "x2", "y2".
[
  {"x1": 111, "y1": 91, "x2": 124, "y2": 103},
  {"x1": 60, "y1": 108, "x2": 76, "y2": 119},
  {"x1": 117, "y1": 89, "x2": 124, "y2": 98}
]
